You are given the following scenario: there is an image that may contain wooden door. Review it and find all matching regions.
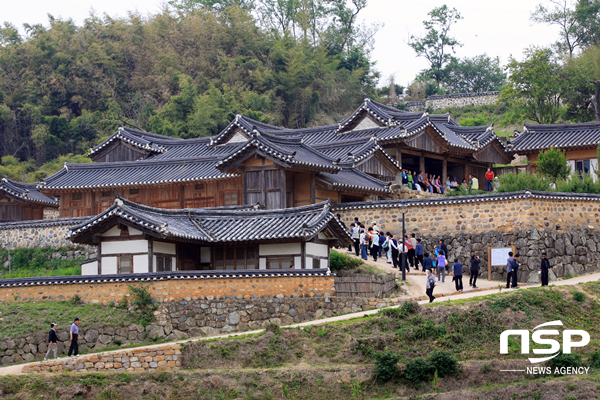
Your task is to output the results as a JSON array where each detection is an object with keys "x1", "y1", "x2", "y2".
[
  {"x1": 264, "y1": 169, "x2": 284, "y2": 209},
  {"x1": 243, "y1": 169, "x2": 285, "y2": 209},
  {"x1": 244, "y1": 170, "x2": 264, "y2": 205}
]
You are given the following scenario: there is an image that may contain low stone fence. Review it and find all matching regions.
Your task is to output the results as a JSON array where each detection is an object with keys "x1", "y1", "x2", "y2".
[
  {"x1": 0, "y1": 217, "x2": 90, "y2": 249},
  {"x1": 22, "y1": 344, "x2": 182, "y2": 373},
  {"x1": 404, "y1": 92, "x2": 499, "y2": 112},
  {"x1": 0, "y1": 295, "x2": 398, "y2": 365}
]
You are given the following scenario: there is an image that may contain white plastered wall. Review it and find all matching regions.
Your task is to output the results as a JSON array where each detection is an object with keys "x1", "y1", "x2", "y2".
[
  {"x1": 82, "y1": 260, "x2": 98, "y2": 276},
  {"x1": 102, "y1": 256, "x2": 117, "y2": 274},
  {"x1": 102, "y1": 240, "x2": 148, "y2": 254},
  {"x1": 153, "y1": 241, "x2": 176, "y2": 255},
  {"x1": 259, "y1": 243, "x2": 301, "y2": 256},
  {"x1": 134, "y1": 255, "x2": 149, "y2": 273}
]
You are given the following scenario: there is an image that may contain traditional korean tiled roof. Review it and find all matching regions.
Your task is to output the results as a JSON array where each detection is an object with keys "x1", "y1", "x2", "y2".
[
  {"x1": 0, "y1": 268, "x2": 331, "y2": 287},
  {"x1": 507, "y1": 122, "x2": 600, "y2": 153},
  {"x1": 312, "y1": 138, "x2": 401, "y2": 170},
  {"x1": 216, "y1": 129, "x2": 342, "y2": 173},
  {"x1": 331, "y1": 189, "x2": 600, "y2": 211},
  {"x1": 148, "y1": 139, "x2": 242, "y2": 160},
  {"x1": 317, "y1": 168, "x2": 392, "y2": 194},
  {"x1": 89, "y1": 126, "x2": 183, "y2": 157},
  {"x1": 336, "y1": 98, "x2": 409, "y2": 133},
  {"x1": 40, "y1": 157, "x2": 239, "y2": 190},
  {"x1": 210, "y1": 114, "x2": 284, "y2": 147},
  {"x1": 0, "y1": 216, "x2": 88, "y2": 230},
  {"x1": 69, "y1": 197, "x2": 350, "y2": 245},
  {"x1": 0, "y1": 177, "x2": 59, "y2": 206}
]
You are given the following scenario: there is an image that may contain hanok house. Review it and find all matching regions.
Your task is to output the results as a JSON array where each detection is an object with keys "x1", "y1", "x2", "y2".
[
  {"x1": 68, "y1": 197, "x2": 351, "y2": 275},
  {"x1": 508, "y1": 121, "x2": 600, "y2": 177},
  {"x1": 38, "y1": 119, "x2": 393, "y2": 217},
  {"x1": 0, "y1": 177, "x2": 58, "y2": 222}
]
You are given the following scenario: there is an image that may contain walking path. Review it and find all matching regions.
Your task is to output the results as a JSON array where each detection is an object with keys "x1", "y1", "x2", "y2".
[{"x1": 1, "y1": 268, "x2": 599, "y2": 376}]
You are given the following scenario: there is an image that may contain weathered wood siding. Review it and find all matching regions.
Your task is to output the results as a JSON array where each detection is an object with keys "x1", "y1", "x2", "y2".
[{"x1": 90, "y1": 141, "x2": 149, "y2": 163}]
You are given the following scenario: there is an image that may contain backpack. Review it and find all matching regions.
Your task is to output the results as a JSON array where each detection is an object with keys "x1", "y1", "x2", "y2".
[{"x1": 382, "y1": 239, "x2": 389, "y2": 250}]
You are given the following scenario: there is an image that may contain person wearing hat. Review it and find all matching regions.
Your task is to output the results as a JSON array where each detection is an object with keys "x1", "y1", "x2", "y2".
[
  {"x1": 68, "y1": 318, "x2": 80, "y2": 357},
  {"x1": 44, "y1": 323, "x2": 59, "y2": 361},
  {"x1": 540, "y1": 252, "x2": 551, "y2": 286}
]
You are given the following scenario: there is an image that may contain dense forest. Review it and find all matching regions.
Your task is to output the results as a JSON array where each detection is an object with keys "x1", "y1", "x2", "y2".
[{"x1": 0, "y1": 1, "x2": 380, "y2": 181}]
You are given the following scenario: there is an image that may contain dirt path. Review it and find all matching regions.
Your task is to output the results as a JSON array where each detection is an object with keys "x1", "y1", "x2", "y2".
[{"x1": 1, "y1": 270, "x2": 599, "y2": 376}]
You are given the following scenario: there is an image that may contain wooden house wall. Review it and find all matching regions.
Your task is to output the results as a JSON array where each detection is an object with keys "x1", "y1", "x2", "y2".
[
  {"x1": 475, "y1": 143, "x2": 511, "y2": 165},
  {"x1": 54, "y1": 178, "x2": 243, "y2": 218},
  {"x1": 90, "y1": 141, "x2": 150, "y2": 163},
  {"x1": 356, "y1": 153, "x2": 397, "y2": 180},
  {"x1": 403, "y1": 129, "x2": 446, "y2": 153},
  {"x1": 0, "y1": 196, "x2": 46, "y2": 222},
  {"x1": 293, "y1": 173, "x2": 313, "y2": 207}
]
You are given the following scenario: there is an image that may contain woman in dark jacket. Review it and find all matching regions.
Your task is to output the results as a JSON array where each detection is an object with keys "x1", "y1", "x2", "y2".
[{"x1": 469, "y1": 253, "x2": 481, "y2": 288}]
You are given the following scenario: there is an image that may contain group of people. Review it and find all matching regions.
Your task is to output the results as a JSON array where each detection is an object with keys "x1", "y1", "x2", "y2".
[
  {"x1": 401, "y1": 168, "x2": 497, "y2": 193},
  {"x1": 43, "y1": 317, "x2": 80, "y2": 361},
  {"x1": 425, "y1": 253, "x2": 482, "y2": 303}
]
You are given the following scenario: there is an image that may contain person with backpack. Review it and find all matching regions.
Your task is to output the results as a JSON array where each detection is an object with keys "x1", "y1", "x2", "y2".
[
  {"x1": 387, "y1": 232, "x2": 399, "y2": 269},
  {"x1": 540, "y1": 252, "x2": 551, "y2": 286},
  {"x1": 44, "y1": 323, "x2": 60, "y2": 361},
  {"x1": 350, "y1": 223, "x2": 361, "y2": 257},
  {"x1": 404, "y1": 235, "x2": 414, "y2": 269},
  {"x1": 452, "y1": 259, "x2": 463, "y2": 292},
  {"x1": 426, "y1": 269, "x2": 436, "y2": 303},
  {"x1": 360, "y1": 227, "x2": 369, "y2": 260},
  {"x1": 367, "y1": 227, "x2": 379, "y2": 262},
  {"x1": 423, "y1": 252, "x2": 434, "y2": 272},
  {"x1": 408, "y1": 233, "x2": 417, "y2": 270},
  {"x1": 379, "y1": 232, "x2": 389, "y2": 262},
  {"x1": 415, "y1": 238, "x2": 424, "y2": 270},
  {"x1": 512, "y1": 253, "x2": 522, "y2": 289},
  {"x1": 436, "y1": 250, "x2": 447, "y2": 283},
  {"x1": 469, "y1": 254, "x2": 481, "y2": 288}
]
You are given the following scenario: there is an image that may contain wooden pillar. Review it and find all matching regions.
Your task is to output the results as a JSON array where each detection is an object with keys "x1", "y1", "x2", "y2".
[
  {"x1": 442, "y1": 157, "x2": 448, "y2": 181},
  {"x1": 395, "y1": 148, "x2": 403, "y2": 184},
  {"x1": 419, "y1": 154, "x2": 426, "y2": 173},
  {"x1": 310, "y1": 173, "x2": 316, "y2": 204},
  {"x1": 464, "y1": 163, "x2": 469, "y2": 181},
  {"x1": 97, "y1": 241, "x2": 102, "y2": 275},
  {"x1": 301, "y1": 242, "x2": 306, "y2": 269},
  {"x1": 148, "y1": 237, "x2": 154, "y2": 273}
]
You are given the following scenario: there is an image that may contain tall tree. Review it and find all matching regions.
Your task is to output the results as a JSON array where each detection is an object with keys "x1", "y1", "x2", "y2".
[
  {"x1": 500, "y1": 47, "x2": 568, "y2": 124},
  {"x1": 443, "y1": 54, "x2": 506, "y2": 93},
  {"x1": 531, "y1": 0, "x2": 600, "y2": 57},
  {"x1": 408, "y1": 5, "x2": 463, "y2": 85}
]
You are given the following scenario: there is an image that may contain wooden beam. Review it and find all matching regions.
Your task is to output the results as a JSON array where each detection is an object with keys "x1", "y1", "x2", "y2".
[
  {"x1": 442, "y1": 157, "x2": 448, "y2": 181},
  {"x1": 419, "y1": 154, "x2": 425, "y2": 173},
  {"x1": 148, "y1": 237, "x2": 154, "y2": 273},
  {"x1": 310, "y1": 173, "x2": 316, "y2": 204},
  {"x1": 98, "y1": 241, "x2": 102, "y2": 275}
]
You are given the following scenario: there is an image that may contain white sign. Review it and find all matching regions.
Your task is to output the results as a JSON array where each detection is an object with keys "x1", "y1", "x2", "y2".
[
  {"x1": 490, "y1": 247, "x2": 513, "y2": 266},
  {"x1": 500, "y1": 320, "x2": 590, "y2": 364}
]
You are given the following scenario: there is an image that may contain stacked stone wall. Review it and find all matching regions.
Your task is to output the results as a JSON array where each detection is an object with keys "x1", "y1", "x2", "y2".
[
  {"x1": 404, "y1": 92, "x2": 499, "y2": 112},
  {"x1": 1, "y1": 295, "x2": 396, "y2": 365},
  {"x1": 0, "y1": 275, "x2": 335, "y2": 304},
  {"x1": 0, "y1": 219, "x2": 90, "y2": 248},
  {"x1": 22, "y1": 344, "x2": 182, "y2": 373}
]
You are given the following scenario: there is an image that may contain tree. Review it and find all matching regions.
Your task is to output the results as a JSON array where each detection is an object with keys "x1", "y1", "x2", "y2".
[
  {"x1": 408, "y1": 5, "x2": 463, "y2": 85},
  {"x1": 443, "y1": 54, "x2": 506, "y2": 93},
  {"x1": 500, "y1": 47, "x2": 567, "y2": 124},
  {"x1": 534, "y1": 147, "x2": 570, "y2": 179},
  {"x1": 563, "y1": 44, "x2": 600, "y2": 121},
  {"x1": 531, "y1": 0, "x2": 600, "y2": 57}
]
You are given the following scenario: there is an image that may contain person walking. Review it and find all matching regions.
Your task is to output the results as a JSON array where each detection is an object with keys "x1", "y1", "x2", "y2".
[
  {"x1": 360, "y1": 227, "x2": 369, "y2": 260},
  {"x1": 436, "y1": 250, "x2": 446, "y2": 283},
  {"x1": 438, "y1": 239, "x2": 448, "y2": 272},
  {"x1": 469, "y1": 254, "x2": 481, "y2": 288},
  {"x1": 540, "y1": 252, "x2": 551, "y2": 286},
  {"x1": 371, "y1": 221, "x2": 380, "y2": 234},
  {"x1": 367, "y1": 227, "x2": 379, "y2": 262},
  {"x1": 415, "y1": 238, "x2": 424, "y2": 270},
  {"x1": 407, "y1": 234, "x2": 416, "y2": 270},
  {"x1": 379, "y1": 232, "x2": 388, "y2": 261},
  {"x1": 485, "y1": 168, "x2": 495, "y2": 192},
  {"x1": 350, "y1": 223, "x2": 361, "y2": 257},
  {"x1": 512, "y1": 253, "x2": 522, "y2": 289},
  {"x1": 68, "y1": 318, "x2": 80, "y2": 357},
  {"x1": 388, "y1": 233, "x2": 400, "y2": 269},
  {"x1": 423, "y1": 252, "x2": 433, "y2": 272},
  {"x1": 452, "y1": 259, "x2": 463, "y2": 292},
  {"x1": 426, "y1": 269, "x2": 436, "y2": 303},
  {"x1": 43, "y1": 323, "x2": 59, "y2": 361}
]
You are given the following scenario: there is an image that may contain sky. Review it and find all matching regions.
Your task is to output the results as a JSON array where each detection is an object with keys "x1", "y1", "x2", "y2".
[{"x1": 3, "y1": 0, "x2": 561, "y2": 88}]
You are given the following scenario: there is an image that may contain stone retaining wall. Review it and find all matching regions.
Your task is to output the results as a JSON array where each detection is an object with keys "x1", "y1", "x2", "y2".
[
  {"x1": 0, "y1": 218, "x2": 90, "y2": 248},
  {"x1": 0, "y1": 296, "x2": 397, "y2": 365},
  {"x1": 404, "y1": 92, "x2": 499, "y2": 112},
  {"x1": 0, "y1": 275, "x2": 335, "y2": 304},
  {"x1": 22, "y1": 344, "x2": 182, "y2": 373}
]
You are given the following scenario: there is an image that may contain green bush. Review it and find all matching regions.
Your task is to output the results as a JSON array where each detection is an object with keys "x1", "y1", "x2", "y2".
[
  {"x1": 0, "y1": 247, "x2": 83, "y2": 278},
  {"x1": 329, "y1": 250, "x2": 363, "y2": 271},
  {"x1": 427, "y1": 351, "x2": 459, "y2": 377},
  {"x1": 556, "y1": 172, "x2": 600, "y2": 194},
  {"x1": 445, "y1": 187, "x2": 488, "y2": 197},
  {"x1": 496, "y1": 172, "x2": 552, "y2": 192},
  {"x1": 373, "y1": 351, "x2": 401, "y2": 383},
  {"x1": 588, "y1": 350, "x2": 600, "y2": 368},
  {"x1": 403, "y1": 358, "x2": 434, "y2": 387},
  {"x1": 573, "y1": 292, "x2": 586, "y2": 302},
  {"x1": 548, "y1": 353, "x2": 583, "y2": 372},
  {"x1": 128, "y1": 285, "x2": 158, "y2": 326},
  {"x1": 534, "y1": 147, "x2": 570, "y2": 180}
]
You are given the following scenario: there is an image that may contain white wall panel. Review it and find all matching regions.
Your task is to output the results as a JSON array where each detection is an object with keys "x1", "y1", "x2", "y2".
[
  {"x1": 102, "y1": 226, "x2": 121, "y2": 237},
  {"x1": 154, "y1": 241, "x2": 176, "y2": 255},
  {"x1": 259, "y1": 258, "x2": 267, "y2": 270},
  {"x1": 82, "y1": 261, "x2": 98, "y2": 276},
  {"x1": 102, "y1": 240, "x2": 148, "y2": 255},
  {"x1": 102, "y1": 256, "x2": 117, "y2": 275},
  {"x1": 294, "y1": 256, "x2": 302, "y2": 269},
  {"x1": 134, "y1": 255, "x2": 148, "y2": 273},
  {"x1": 306, "y1": 243, "x2": 328, "y2": 257},
  {"x1": 259, "y1": 243, "x2": 301, "y2": 256},
  {"x1": 201, "y1": 247, "x2": 211, "y2": 263}
]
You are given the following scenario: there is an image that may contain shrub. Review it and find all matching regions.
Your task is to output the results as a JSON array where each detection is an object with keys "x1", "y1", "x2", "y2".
[
  {"x1": 556, "y1": 172, "x2": 600, "y2": 194},
  {"x1": 330, "y1": 250, "x2": 363, "y2": 271},
  {"x1": 445, "y1": 187, "x2": 487, "y2": 197},
  {"x1": 427, "y1": 351, "x2": 459, "y2": 377},
  {"x1": 403, "y1": 358, "x2": 433, "y2": 387},
  {"x1": 373, "y1": 351, "x2": 401, "y2": 383},
  {"x1": 573, "y1": 291, "x2": 586, "y2": 302},
  {"x1": 548, "y1": 353, "x2": 583, "y2": 372},
  {"x1": 534, "y1": 147, "x2": 569, "y2": 180},
  {"x1": 496, "y1": 172, "x2": 552, "y2": 192},
  {"x1": 588, "y1": 350, "x2": 600, "y2": 368},
  {"x1": 127, "y1": 285, "x2": 158, "y2": 326}
]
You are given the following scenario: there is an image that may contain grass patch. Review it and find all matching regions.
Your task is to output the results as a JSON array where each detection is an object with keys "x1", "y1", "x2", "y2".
[{"x1": 0, "y1": 246, "x2": 85, "y2": 279}]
